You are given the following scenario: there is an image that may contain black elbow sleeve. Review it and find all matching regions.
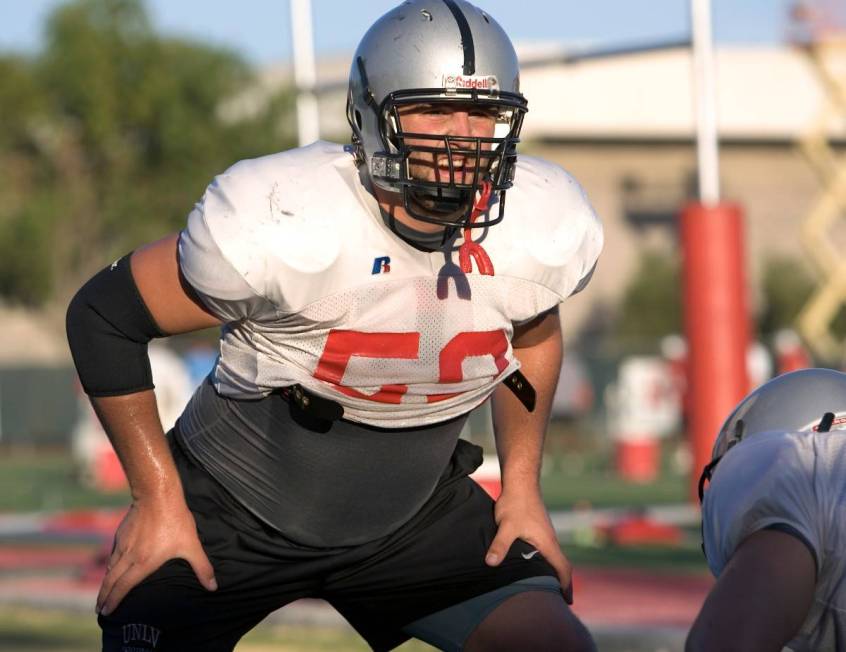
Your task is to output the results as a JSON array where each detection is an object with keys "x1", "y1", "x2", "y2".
[{"x1": 66, "y1": 255, "x2": 166, "y2": 397}]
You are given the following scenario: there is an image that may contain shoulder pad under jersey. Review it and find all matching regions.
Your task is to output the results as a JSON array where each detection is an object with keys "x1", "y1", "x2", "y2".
[
  {"x1": 488, "y1": 156, "x2": 603, "y2": 299},
  {"x1": 196, "y1": 142, "x2": 360, "y2": 298},
  {"x1": 702, "y1": 432, "x2": 822, "y2": 577}
]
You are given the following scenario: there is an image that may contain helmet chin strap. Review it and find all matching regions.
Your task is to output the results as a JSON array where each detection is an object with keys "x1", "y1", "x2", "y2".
[
  {"x1": 458, "y1": 180, "x2": 494, "y2": 276},
  {"x1": 375, "y1": 175, "x2": 496, "y2": 263},
  {"x1": 381, "y1": 209, "x2": 453, "y2": 250},
  {"x1": 407, "y1": 186, "x2": 472, "y2": 222}
]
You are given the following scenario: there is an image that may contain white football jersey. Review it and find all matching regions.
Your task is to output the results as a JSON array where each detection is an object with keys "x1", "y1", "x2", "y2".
[
  {"x1": 702, "y1": 431, "x2": 846, "y2": 651},
  {"x1": 179, "y1": 141, "x2": 603, "y2": 428}
]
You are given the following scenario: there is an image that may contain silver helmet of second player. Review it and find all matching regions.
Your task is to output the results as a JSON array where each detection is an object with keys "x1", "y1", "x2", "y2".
[{"x1": 712, "y1": 367, "x2": 846, "y2": 460}]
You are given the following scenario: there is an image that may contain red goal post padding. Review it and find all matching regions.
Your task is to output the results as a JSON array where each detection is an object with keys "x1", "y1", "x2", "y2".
[{"x1": 681, "y1": 202, "x2": 751, "y2": 502}]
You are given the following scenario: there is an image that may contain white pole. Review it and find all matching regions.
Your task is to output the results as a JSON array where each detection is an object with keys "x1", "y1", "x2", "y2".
[
  {"x1": 690, "y1": 0, "x2": 720, "y2": 204},
  {"x1": 290, "y1": 0, "x2": 320, "y2": 146}
]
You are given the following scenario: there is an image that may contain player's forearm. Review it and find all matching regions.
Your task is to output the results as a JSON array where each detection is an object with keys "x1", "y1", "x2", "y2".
[
  {"x1": 491, "y1": 387, "x2": 545, "y2": 491},
  {"x1": 492, "y1": 323, "x2": 562, "y2": 491},
  {"x1": 91, "y1": 391, "x2": 184, "y2": 502}
]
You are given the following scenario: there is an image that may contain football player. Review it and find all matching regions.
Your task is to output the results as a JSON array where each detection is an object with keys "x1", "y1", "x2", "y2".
[
  {"x1": 66, "y1": 1, "x2": 603, "y2": 650},
  {"x1": 688, "y1": 368, "x2": 846, "y2": 652}
]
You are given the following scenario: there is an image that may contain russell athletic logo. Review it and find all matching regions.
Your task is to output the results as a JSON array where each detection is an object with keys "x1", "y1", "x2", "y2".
[{"x1": 372, "y1": 256, "x2": 391, "y2": 274}]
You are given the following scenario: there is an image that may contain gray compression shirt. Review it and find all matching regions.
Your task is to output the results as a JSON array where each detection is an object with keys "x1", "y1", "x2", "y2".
[{"x1": 175, "y1": 378, "x2": 468, "y2": 547}]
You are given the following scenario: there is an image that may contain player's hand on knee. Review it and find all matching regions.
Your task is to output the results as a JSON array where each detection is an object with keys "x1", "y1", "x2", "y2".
[
  {"x1": 96, "y1": 495, "x2": 217, "y2": 616},
  {"x1": 484, "y1": 487, "x2": 573, "y2": 603}
]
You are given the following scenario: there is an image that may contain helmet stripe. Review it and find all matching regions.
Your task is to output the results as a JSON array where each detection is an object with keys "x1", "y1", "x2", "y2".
[{"x1": 441, "y1": 0, "x2": 475, "y2": 75}]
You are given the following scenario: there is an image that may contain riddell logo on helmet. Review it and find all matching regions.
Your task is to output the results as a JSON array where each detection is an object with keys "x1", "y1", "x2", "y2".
[
  {"x1": 442, "y1": 75, "x2": 498, "y2": 90},
  {"x1": 800, "y1": 412, "x2": 846, "y2": 432},
  {"x1": 811, "y1": 415, "x2": 846, "y2": 431}
]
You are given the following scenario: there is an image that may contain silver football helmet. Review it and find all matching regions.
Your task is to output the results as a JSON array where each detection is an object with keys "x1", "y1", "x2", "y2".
[
  {"x1": 698, "y1": 368, "x2": 846, "y2": 500},
  {"x1": 346, "y1": 0, "x2": 528, "y2": 228}
]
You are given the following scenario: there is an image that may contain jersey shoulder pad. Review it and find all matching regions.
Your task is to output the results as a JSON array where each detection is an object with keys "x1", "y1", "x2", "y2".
[
  {"x1": 193, "y1": 142, "x2": 360, "y2": 295},
  {"x1": 702, "y1": 432, "x2": 821, "y2": 577},
  {"x1": 494, "y1": 156, "x2": 603, "y2": 298}
]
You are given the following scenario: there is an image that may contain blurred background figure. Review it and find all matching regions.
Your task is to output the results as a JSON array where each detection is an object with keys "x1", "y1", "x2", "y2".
[
  {"x1": 551, "y1": 353, "x2": 595, "y2": 423},
  {"x1": 606, "y1": 355, "x2": 681, "y2": 484},
  {"x1": 181, "y1": 340, "x2": 218, "y2": 389},
  {"x1": 774, "y1": 327, "x2": 812, "y2": 374}
]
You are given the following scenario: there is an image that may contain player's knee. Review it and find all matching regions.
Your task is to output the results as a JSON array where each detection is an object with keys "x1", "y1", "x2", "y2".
[
  {"x1": 467, "y1": 617, "x2": 596, "y2": 652},
  {"x1": 465, "y1": 591, "x2": 596, "y2": 652},
  {"x1": 518, "y1": 616, "x2": 595, "y2": 652}
]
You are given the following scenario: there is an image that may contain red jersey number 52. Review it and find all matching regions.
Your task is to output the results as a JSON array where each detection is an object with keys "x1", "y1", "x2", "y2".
[{"x1": 313, "y1": 329, "x2": 509, "y2": 404}]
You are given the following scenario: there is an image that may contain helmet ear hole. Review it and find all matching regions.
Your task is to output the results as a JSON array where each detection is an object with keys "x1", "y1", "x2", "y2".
[{"x1": 733, "y1": 419, "x2": 745, "y2": 442}]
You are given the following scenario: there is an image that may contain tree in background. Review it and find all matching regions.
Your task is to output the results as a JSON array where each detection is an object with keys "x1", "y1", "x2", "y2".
[
  {"x1": 612, "y1": 250, "x2": 682, "y2": 353},
  {"x1": 0, "y1": 55, "x2": 56, "y2": 305},
  {"x1": 759, "y1": 255, "x2": 846, "y2": 343},
  {"x1": 610, "y1": 251, "x2": 841, "y2": 357},
  {"x1": 758, "y1": 256, "x2": 815, "y2": 338},
  {"x1": 0, "y1": 0, "x2": 295, "y2": 307}
]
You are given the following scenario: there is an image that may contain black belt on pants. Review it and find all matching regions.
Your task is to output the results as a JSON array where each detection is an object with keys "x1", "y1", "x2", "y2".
[{"x1": 278, "y1": 369, "x2": 535, "y2": 425}]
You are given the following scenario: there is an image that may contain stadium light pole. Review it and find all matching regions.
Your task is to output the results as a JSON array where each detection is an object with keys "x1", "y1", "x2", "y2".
[
  {"x1": 290, "y1": 0, "x2": 320, "y2": 146},
  {"x1": 691, "y1": 0, "x2": 719, "y2": 203},
  {"x1": 682, "y1": 0, "x2": 751, "y2": 501}
]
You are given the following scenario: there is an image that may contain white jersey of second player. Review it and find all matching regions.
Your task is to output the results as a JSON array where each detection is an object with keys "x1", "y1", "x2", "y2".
[
  {"x1": 179, "y1": 141, "x2": 602, "y2": 428},
  {"x1": 702, "y1": 430, "x2": 846, "y2": 652}
]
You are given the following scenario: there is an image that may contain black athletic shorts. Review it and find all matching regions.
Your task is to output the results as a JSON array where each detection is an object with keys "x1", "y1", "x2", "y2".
[{"x1": 99, "y1": 433, "x2": 558, "y2": 651}]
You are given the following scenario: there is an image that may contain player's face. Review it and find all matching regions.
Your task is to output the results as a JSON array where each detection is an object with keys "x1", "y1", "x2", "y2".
[{"x1": 397, "y1": 102, "x2": 498, "y2": 187}]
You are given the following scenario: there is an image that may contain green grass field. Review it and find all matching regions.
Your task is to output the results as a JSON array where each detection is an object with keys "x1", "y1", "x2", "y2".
[{"x1": 0, "y1": 451, "x2": 130, "y2": 513}]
